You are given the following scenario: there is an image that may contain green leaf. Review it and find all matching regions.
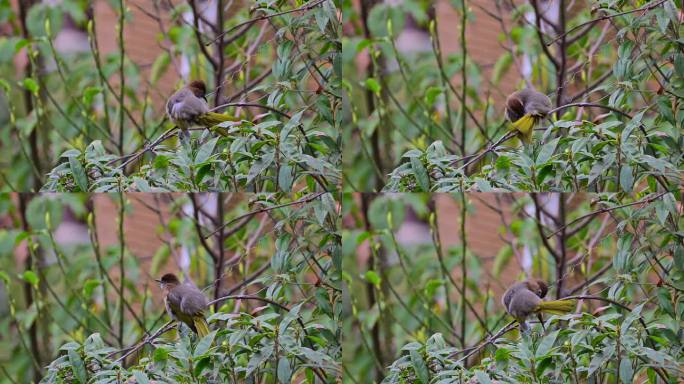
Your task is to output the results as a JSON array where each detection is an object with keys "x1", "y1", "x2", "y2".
[
  {"x1": 271, "y1": 233, "x2": 292, "y2": 273},
  {"x1": 194, "y1": 330, "x2": 216, "y2": 357},
  {"x1": 246, "y1": 344, "x2": 273, "y2": 377},
  {"x1": 492, "y1": 52, "x2": 513, "y2": 85},
  {"x1": 193, "y1": 356, "x2": 212, "y2": 376},
  {"x1": 535, "y1": 330, "x2": 559, "y2": 358},
  {"x1": 619, "y1": 165, "x2": 633, "y2": 192},
  {"x1": 424, "y1": 86, "x2": 442, "y2": 105},
  {"x1": 674, "y1": 246, "x2": 684, "y2": 272},
  {"x1": 613, "y1": 233, "x2": 634, "y2": 272},
  {"x1": 364, "y1": 78, "x2": 381, "y2": 94},
  {"x1": 619, "y1": 358, "x2": 633, "y2": 384},
  {"x1": 132, "y1": 371, "x2": 149, "y2": 384},
  {"x1": 68, "y1": 349, "x2": 87, "y2": 383},
  {"x1": 277, "y1": 357, "x2": 292, "y2": 383},
  {"x1": 495, "y1": 155, "x2": 511, "y2": 172},
  {"x1": 493, "y1": 247, "x2": 513, "y2": 277},
  {"x1": 364, "y1": 270, "x2": 381, "y2": 287},
  {"x1": 21, "y1": 78, "x2": 39, "y2": 95},
  {"x1": 424, "y1": 279, "x2": 444, "y2": 298},
  {"x1": 153, "y1": 346, "x2": 169, "y2": 362},
  {"x1": 621, "y1": 110, "x2": 645, "y2": 144},
  {"x1": 150, "y1": 246, "x2": 170, "y2": 276},
  {"x1": 22, "y1": 270, "x2": 38, "y2": 287},
  {"x1": 132, "y1": 177, "x2": 151, "y2": 192},
  {"x1": 410, "y1": 157, "x2": 430, "y2": 191},
  {"x1": 621, "y1": 302, "x2": 644, "y2": 335},
  {"x1": 278, "y1": 164, "x2": 294, "y2": 192},
  {"x1": 280, "y1": 110, "x2": 304, "y2": 144},
  {"x1": 82, "y1": 86, "x2": 102, "y2": 105},
  {"x1": 246, "y1": 150, "x2": 275, "y2": 185},
  {"x1": 150, "y1": 52, "x2": 171, "y2": 84},
  {"x1": 82, "y1": 279, "x2": 100, "y2": 297},
  {"x1": 474, "y1": 370, "x2": 493, "y2": 384},
  {"x1": 195, "y1": 137, "x2": 218, "y2": 164},
  {"x1": 0, "y1": 270, "x2": 10, "y2": 286},
  {"x1": 410, "y1": 349, "x2": 429, "y2": 384},
  {"x1": 587, "y1": 346, "x2": 614, "y2": 377},
  {"x1": 674, "y1": 53, "x2": 684, "y2": 78},
  {"x1": 69, "y1": 156, "x2": 89, "y2": 192},
  {"x1": 154, "y1": 154, "x2": 170, "y2": 170},
  {"x1": 475, "y1": 178, "x2": 493, "y2": 192},
  {"x1": 495, "y1": 348, "x2": 511, "y2": 363},
  {"x1": 280, "y1": 303, "x2": 302, "y2": 332},
  {"x1": 536, "y1": 137, "x2": 559, "y2": 165},
  {"x1": 0, "y1": 79, "x2": 10, "y2": 94}
]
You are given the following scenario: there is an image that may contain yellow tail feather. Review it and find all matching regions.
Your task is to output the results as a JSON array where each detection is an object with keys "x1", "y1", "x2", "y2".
[
  {"x1": 536, "y1": 299, "x2": 575, "y2": 315},
  {"x1": 193, "y1": 315, "x2": 210, "y2": 337},
  {"x1": 511, "y1": 114, "x2": 536, "y2": 144},
  {"x1": 196, "y1": 112, "x2": 239, "y2": 128}
]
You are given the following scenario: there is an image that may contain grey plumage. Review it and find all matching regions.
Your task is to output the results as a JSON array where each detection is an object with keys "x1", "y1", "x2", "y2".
[
  {"x1": 166, "y1": 283, "x2": 208, "y2": 317},
  {"x1": 157, "y1": 273, "x2": 211, "y2": 336},
  {"x1": 502, "y1": 281, "x2": 543, "y2": 333},
  {"x1": 502, "y1": 281, "x2": 538, "y2": 314},
  {"x1": 166, "y1": 88, "x2": 209, "y2": 130},
  {"x1": 505, "y1": 88, "x2": 552, "y2": 122}
]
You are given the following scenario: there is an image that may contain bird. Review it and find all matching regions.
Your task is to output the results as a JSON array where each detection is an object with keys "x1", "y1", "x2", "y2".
[
  {"x1": 155, "y1": 273, "x2": 210, "y2": 337},
  {"x1": 502, "y1": 279, "x2": 574, "y2": 332},
  {"x1": 165, "y1": 80, "x2": 238, "y2": 139},
  {"x1": 504, "y1": 88, "x2": 552, "y2": 144}
]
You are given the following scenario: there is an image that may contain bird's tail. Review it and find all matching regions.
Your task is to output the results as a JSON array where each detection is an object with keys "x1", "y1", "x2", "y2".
[
  {"x1": 196, "y1": 112, "x2": 239, "y2": 128},
  {"x1": 511, "y1": 114, "x2": 536, "y2": 144},
  {"x1": 193, "y1": 315, "x2": 210, "y2": 337},
  {"x1": 536, "y1": 299, "x2": 575, "y2": 315}
]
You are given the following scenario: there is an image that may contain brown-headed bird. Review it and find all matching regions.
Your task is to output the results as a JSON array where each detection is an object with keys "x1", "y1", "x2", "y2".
[
  {"x1": 166, "y1": 80, "x2": 238, "y2": 138},
  {"x1": 502, "y1": 279, "x2": 574, "y2": 332},
  {"x1": 505, "y1": 88, "x2": 552, "y2": 144},
  {"x1": 156, "y1": 273, "x2": 210, "y2": 337}
]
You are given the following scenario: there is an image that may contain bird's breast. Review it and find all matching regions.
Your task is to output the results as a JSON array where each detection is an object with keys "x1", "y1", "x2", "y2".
[{"x1": 164, "y1": 296, "x2": 178, "y2": 320}]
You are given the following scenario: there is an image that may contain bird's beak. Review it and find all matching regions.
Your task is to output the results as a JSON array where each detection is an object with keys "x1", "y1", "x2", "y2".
[{"x1": 154, "y1": 278, "x2": 162, "y2": 283}]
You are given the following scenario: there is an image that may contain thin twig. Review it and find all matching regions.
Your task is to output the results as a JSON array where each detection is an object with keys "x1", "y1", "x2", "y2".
[
  {"x1": 451, "y1": 321, "x2": 517, "y2": 363},
  {"x1": 207, "y1": 0, "x2": 327, "y2": 45},
  {"x1": 546, "y1": 0, "x2": 668, "y2": 46},
  {"x1": 451, "y1": 131, "x2": 516, "y2": 171},
  {"x1": 204, "y1": 192, "x2": 325, "y2": 239},
  {"x1": 109, "y1": 321, "x2": 174, "y2": 362},
  {"x1": 545, "y1": 191, "x2": 668, "y2": 239}
]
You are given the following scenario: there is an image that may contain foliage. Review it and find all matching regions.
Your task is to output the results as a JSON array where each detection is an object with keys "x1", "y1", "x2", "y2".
[
  {"x1": 0, "y1": 0, "x2": 340, "y2": 192},
  {"x1": 42, "y1": 312, "x2": 339, "y2": 383},
  {"x1": 342, "y1": 192, "x2": 684, "y2": 382},
  {"x1": 384, "y1": 311, "x2": 680, "y2": 384},
  {"x1": 342, "y1": 0, "x2": 683, "y2": 192},
  {"x1": 0, "y1": 192, "x2": 341, "y2": 383}
]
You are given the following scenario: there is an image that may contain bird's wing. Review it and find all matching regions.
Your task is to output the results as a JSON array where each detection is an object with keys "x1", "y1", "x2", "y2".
[
  {"x1": 167, "y1": 91, "x2": 209, "y2": 122},
  {"x1": 508, "y1": 290, "x2": 541, "y2": 318},
  {"x1": 166, "y1": 289, "x2": 183, "y2": 312},
  {"x1": 180, "y1": 289, "x2": 208, "y2": 315},
  {"x1": 181, "y1": 95, "x2": 210, "y2": 117},
  {"x1": 528, "y1": 101, "x2": 551, "y2": 116},
  {"x1": 503, "y1": 282, "x2": 527, "y2": 311},
  {"x1": 166, "y1": 89, "x2": 187, "y2": 118}
]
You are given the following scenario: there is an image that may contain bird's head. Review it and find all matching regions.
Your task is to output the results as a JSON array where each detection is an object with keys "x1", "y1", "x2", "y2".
[
  {"x1": 505, "y1": 92, "x2": 526, "y2": 122},
  {"x1": 526, "y1": 279, "x2": 548, "y2": 298},
  {"x1": 188, "y1": 80, "x2": 207, "y2": 98},
  {"x1": 155, "y1": 273, "x2": 181, "y2": 290}
]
